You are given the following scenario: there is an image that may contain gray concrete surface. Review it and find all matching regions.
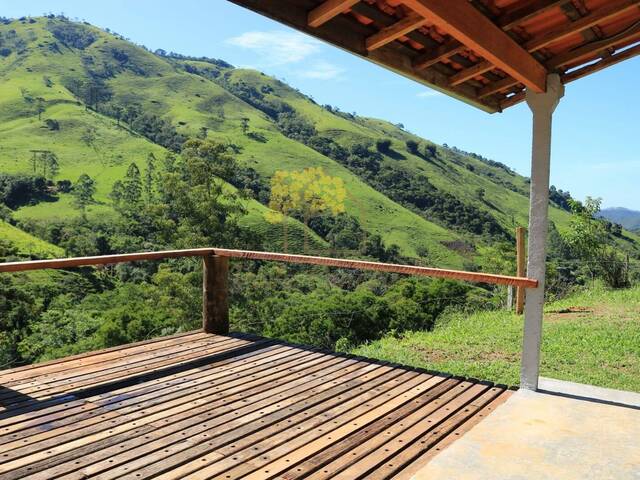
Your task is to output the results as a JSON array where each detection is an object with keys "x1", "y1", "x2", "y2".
[{"x1": 412, "y1": 387, "x2": 640, "y2": 479}]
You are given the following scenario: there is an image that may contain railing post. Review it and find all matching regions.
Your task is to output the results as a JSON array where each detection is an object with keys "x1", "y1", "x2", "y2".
[
  {"x1": 202, "y1": 254, "x2": 229, "y2": 334},
  {"x1": 515, "y1": 226, "x2": 526, "y2": 315}
]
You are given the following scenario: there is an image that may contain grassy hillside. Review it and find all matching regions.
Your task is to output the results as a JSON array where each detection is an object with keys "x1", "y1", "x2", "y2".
[
  {"x1": 353, "y1": 283, "x2": 640, "y2": 392},
  {"x1": 1, "y1": 16, "x2": 638, "y2": 268},
  {"x1": 0, "y1": 219, "x2": 63, "y2": 257}
]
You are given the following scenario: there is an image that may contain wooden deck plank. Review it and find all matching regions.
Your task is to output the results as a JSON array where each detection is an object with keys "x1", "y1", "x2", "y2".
[
  {"x1": 0, "y1": 344, "x2": 296, "y2": 444},
  {"x1": 0, "y1": 331, "x2": 208, "y2": 383},
  {"x1": 114, "y1": 368, "x2": 418, "y2": 480},
  {"x1": 19, "y1": 358, "x2": 375, "y2": 480},
  {"x1": 0, "y1": 333, "x2": 513, "y2": 480},
  {"x1": 0, "y1": 336, "x2": 250, "y2": 405},
  {"x1": 0, "y1": 349, "x2": 327, "y2": 469}
]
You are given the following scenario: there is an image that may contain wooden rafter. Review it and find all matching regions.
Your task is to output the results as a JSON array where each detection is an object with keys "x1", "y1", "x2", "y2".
[
  {"x1": 498, "y1": 0, "x2": 570, "y2": 31},
  {"x1": 547, "y1": 21, "x2": 640, "y2": 68},
  {"x1": 562, "y1": 41, "x2": 640, "y2": 82},
  {"x1": 524, "y1": 0, "x2": 640, "y2": 52},
  {"x1": 449, "y1": 60, "x2": 495, "y2": 86},
  {"x1": 478, "y1": 76, "x2": 521, "y2": 98},
  {"x1": 412, "y1": 40, "x2": 466, "y2": 69},
  {"x1": 308, "y1": 0, "x2": 359, "y2": 27},
  {"x1": 366, "y1": 12, "x2": 427, "y2": 51},
  {"x1": 402, "y1": 0, "x2": 547, "y2": 92}
]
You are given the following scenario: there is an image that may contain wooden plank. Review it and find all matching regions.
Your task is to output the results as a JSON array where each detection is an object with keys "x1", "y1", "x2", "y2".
[
  {"x1": 0, "y1": 346, "x2": 343, "y2": 478},
  {"x1": 363, "y1": 386, "x2": 507, "y2": 479},
  {"x1": 366, "y1": 12, "x2": 427, "y2": 51},
  {"x1": 412, "y1": 40, "x2": 465, "y2": 70},
  {"x1": 524, "y1": 0, "x2": 640, "y2": 52},
  {"x1": 153, "y1": 371, "x2": 435, "y2": 480},
  {"x1": 0, "y1": 247, "x2": 538, "y2": 287},
  {"x1": 0, "y1": 331, "x2": 207, "y2": 382},
  {"x1": 0, "y1": 345, "x2": 295, "y2": 444},
  {"x1": 42, "y1": 358, "x2": 389, "y2": 480},
  {"x1": 498, "y1": 0, "x2": 570, "y2": 31},
  {"x1": 449, "y1": 60, "x2": 495, "y2": 86},
  {"x1": 90, "y1": 364, "x2": 409, "y2": 480},
  {"x1": 0, "y1": 340, "x2": 276, "y2": 430},
  {"x1": 227, "y1": 373, "x2": 446, "y2": 480},
  {"x1": 308, "y1": 0, "x2": 359, "y2": 27},
  {"x1": 8, "y1": 353, "x2": 366, "y2": 479},
  {"x1": 1, "y1": 335, "x2": 236, "y2": 390},
  {"x1": 0, "y1": 337, "x2": 251, "y2": 407},
  {"x1": 562, "y1": 42, "x2": 640, "y2": 83},
  {"x1": 285, "y1": 378, "x2": 468, "y2": 479},
  {"x1": 547, "y1": 23, "x2": 640, "y2": 68},
  {"x1": 478, "y1": 76, "x2": 521, "y2": 98},
  {"x1": 394, "y1": 390, "x2": 513, "y2": 479},
  {"x1": 401, "y1": 0, "x2": 547, "y2": 92}
]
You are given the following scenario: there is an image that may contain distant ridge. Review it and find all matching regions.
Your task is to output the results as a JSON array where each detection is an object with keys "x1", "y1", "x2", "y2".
[{"x1": 600, "y1": 207, "x2": 640, "y2": 233}]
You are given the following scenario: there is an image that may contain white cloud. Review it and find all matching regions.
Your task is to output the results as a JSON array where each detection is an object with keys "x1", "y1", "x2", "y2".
[
  {"x1": 417, "y1": 90, "x2": 443, "y2": 98},
  {"x1": 298, "y1": 60, "x2": 344, "y2": 80},
  {"x1": 226, "y1": 31, "x2": 321, "y2": 65}
]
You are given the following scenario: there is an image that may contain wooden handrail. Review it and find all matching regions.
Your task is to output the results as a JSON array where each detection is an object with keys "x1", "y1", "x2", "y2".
[{"x1": 0, "y1": 248, "x2": 538, "y2": 288}]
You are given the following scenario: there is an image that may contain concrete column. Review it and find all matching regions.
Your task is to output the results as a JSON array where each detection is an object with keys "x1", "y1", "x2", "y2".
[{"x1": 520, "y1": 74, "x2": 564, "y2": 391}]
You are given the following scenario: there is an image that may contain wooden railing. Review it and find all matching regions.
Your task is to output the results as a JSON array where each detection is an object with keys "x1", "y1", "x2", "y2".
[{"x1": 0, "y1": 248, "x2": 537, "y2": 334}]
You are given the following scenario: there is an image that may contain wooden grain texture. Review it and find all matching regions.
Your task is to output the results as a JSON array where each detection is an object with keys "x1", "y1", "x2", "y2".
[
  {"x1": 0, "y1": 333, "x2": 513, "y2": 479},
  {"x1": 0, "y1": 247, "x2": 538, "y2": 287}
]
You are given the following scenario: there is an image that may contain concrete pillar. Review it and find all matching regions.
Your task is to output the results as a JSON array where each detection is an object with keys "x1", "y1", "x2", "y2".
[{"x1": 520, "y1": 74, "x2": 564, "y2": 391}]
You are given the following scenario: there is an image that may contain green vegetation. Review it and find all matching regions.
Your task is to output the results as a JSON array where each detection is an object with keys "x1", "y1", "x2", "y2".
[
  {"x1": 0, "y1": 16, "x2": 639, "y2": 378},
  {"x1": 353, "y1": 283, "x2": 640, "y2": 392}
]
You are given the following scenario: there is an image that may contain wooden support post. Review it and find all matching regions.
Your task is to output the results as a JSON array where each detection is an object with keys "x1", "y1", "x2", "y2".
[
  {"x1": 202, "y1": 254, "x2": 229, "y2": 334},
  {"x1": 515, "y1": 226, "x2": 526, "y2": 314}
]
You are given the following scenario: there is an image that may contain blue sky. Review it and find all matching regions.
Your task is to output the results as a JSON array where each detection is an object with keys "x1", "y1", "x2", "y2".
[{"x1": 6, "y1": 0, "x2": 640, "y2": 209}]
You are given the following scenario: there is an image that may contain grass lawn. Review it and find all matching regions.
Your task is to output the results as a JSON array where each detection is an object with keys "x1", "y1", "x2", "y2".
[{"x1": 352, "y1": 283, "x2": 640, "y2": 392}]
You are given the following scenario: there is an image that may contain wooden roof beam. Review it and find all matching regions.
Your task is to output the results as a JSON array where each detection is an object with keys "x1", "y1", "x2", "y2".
[
  {"x1": 498, "y1": 0, "x2": 570, "y2": 31},
  {"x1": 308, "y1": 0, "x2": 359, "y2": 27},
  {"x1": 449, "y1": 60, "x2": 495, "y2": 86},
  {"x1": 525, "y1": 0, "x2": 640, "y2": 52},
  {"x1": 412, "y1": 40, "x2": 466, "y2": 69},
  {"x1": 366, "y1": 12, "x2": 427, "y2": 51},
  {"x1": 562, "y1": 42, "x2": 640, "y2": 82},
  {"x1": 478, "y1": 76, "x2": 521, "y2": 98},
  {"x1": 402, "y1": 0, "x2": 548, "y2": 92},
  {"x1": 547, "y1": 22, "x2": 640, "y2": 68}
]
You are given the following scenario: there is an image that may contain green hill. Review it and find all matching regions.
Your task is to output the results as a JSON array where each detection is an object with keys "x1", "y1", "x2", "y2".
[{"x1": 0, "y1": 15, "x2": 638, "y2": 266}]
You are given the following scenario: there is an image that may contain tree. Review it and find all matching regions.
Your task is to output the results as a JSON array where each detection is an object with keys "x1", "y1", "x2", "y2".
[
  {"x1": 376, "y1": 139, "x2": 392, "y2": 154},
  {"x1": 475, "y1": 187, "x2": 486, "y2": 201},
  {"x1": 267, "y1": 167, "x2": 346, "y2": 253},
  {"x1": 144, "y1": 153, "x2": 157, "y2": 203},
  {"x1": 35, "y1": 97, "x2": 45, "y2": 121},
  {"x1": 240, "y1": 117, "x2": 250, "y2": 135},
  {"x1": 156, "y1": 138, "x2": 247, "y2": 247},
  {"x1": 563, "y1": 197, "x2": 628, "y2": 287},
  {"x1": 406, "y1": 140, "x2": 419, "y2": 155},
  {"x1": 72, "y1": 173, "x2": 96, "y2": 218}
]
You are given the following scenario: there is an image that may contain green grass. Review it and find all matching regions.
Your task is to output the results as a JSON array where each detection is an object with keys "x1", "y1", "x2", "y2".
[
  {"x1": 353, "y1": 283, "x2": 640, "y2": 392},
  {"x1": 0, "y1": 219, "x2": 64, "y2": 257}
]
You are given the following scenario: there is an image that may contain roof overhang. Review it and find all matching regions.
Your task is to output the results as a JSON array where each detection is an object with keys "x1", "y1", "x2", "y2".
[{"x1": 228, "y1": 0, "x2": 640, "y2": 113}]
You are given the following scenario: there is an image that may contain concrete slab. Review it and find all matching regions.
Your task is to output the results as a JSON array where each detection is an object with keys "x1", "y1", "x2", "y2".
[
  {"x1": 538, "y1": 377, "x2": 640, "y2": 409},
  {"x1": 411, "y1": 389, "x2": 640, "y2": 480}
]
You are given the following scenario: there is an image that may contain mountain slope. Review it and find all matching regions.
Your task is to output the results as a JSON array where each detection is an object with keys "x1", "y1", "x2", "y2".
[
  {"x1": 601, "y1": 208, "x2": 640, "y2": 232},
  {"x1": 0, "y1": 16, "x2": 638, "y2": 267},
  {"x1": 0, "y1": 16, "x2": 467, "y2": 266}
]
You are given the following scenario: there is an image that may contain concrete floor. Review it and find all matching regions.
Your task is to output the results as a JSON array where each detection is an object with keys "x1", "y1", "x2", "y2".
[{"x1": 412, "y1": 380, "x2": 640, "y2": 479}]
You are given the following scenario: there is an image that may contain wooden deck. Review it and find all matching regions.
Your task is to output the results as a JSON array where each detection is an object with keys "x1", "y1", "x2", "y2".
[{"x1": 0, "y1": 332, "x2": 512, "y2": 479}]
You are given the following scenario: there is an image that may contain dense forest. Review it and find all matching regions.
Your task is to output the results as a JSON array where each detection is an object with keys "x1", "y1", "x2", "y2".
[{"x1": 1, "y1": 16, "x2": 639, "y2": 369}]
